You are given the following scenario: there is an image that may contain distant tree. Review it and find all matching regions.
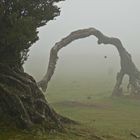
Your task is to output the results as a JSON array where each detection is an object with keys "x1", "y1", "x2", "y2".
[
  {"x1": 0, "y1": 0, "x2": 73, "y2": 130},
  {"x1": 38, "y1": 28, "x2": 140, "y2": 97}
]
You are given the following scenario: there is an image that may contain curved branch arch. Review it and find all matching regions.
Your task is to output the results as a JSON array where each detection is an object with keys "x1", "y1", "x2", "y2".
[{"x1": 38, "y1": 27, "x2": 140, "y2": 96}]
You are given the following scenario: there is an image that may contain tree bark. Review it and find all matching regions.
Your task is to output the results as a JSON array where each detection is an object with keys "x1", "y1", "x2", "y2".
[
  {"x1": 38, "y1": 27, "x2": 140, "y2": 96},
  {"x1": 0, "y1": 63, "x2": 66, "y2": 130}
]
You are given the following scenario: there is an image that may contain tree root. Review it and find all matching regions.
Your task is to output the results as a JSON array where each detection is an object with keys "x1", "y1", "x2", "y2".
[{"x1": 0, "y1": 64, "x2": 74, "y2": 130}]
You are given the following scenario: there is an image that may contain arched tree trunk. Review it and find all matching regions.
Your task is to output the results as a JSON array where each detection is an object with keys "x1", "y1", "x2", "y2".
[{"x1": 38, "y1": 27, "x2": 140, "y2": 96}]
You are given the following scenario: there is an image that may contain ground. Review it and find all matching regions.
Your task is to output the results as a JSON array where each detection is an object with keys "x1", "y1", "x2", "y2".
[{"x1": 1, "y1": 75, "x2": 140, "y2": 140}]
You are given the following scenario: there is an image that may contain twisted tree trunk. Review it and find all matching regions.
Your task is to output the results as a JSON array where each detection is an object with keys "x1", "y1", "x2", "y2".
[
  {"x1": 0, "y1": 63, "x2": 73, "y2": 130},
  {"x1": 38, "y1": 27, "x2": 140, "y2": 96}
]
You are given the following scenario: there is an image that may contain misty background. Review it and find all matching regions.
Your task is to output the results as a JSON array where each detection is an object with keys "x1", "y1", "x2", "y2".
[{"x1": 24, "y1": 0, "x2": 140, "y2": 93}]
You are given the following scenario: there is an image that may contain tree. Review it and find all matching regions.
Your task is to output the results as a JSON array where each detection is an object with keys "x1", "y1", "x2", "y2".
[
  {"x1": 38, "y1": 28, "x2": 140, "y2": 96},
  {"x1": 0, "y1": 0, "x2": 71, "y2": 130},
  {"x1": 0, "y1": 0, "x2": 62, "y2": 67}
]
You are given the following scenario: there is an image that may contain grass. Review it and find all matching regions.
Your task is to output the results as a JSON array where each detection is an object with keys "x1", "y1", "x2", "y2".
[
  {"x1": 1, "y1": 75, "x2": 140, "y2": 140},
  {"x1": 46, "y1": 75, "x2": 140, "y2": 140},
  {"x1": 50, "y1": 97, "x2": 140, "y2": 140}
]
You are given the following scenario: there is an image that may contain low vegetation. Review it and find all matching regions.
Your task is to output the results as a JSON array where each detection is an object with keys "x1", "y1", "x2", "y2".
[{"x1": 1, "y1": 76, "x2": 139, "y2": 140}]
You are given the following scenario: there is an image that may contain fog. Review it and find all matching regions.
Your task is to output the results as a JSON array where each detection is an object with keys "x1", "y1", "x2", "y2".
[{"x1": 24, "y1": 0, "x2": 140, "y2": 85}]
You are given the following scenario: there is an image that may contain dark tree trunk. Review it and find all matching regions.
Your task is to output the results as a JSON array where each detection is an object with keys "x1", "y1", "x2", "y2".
[
  {"x1": 38, "y1": 28, "x2": 140, "y2": 96},
  {"x1": 0, "y1": 62, "x2": 64, "y2": 130}
]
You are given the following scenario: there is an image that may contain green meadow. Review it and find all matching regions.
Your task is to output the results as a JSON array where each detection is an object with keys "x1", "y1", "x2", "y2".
[
  {"x1": 46, "y1": 74, "x2": 140, "y2": 140},
  {"x1": 1, "y1": 74, "x2": 140, "y2": 140}
]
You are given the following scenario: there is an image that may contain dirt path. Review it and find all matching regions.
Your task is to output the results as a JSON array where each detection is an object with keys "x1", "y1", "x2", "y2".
[{"x1": 52, "y1": 101, "x2": 111, "y2": 109}]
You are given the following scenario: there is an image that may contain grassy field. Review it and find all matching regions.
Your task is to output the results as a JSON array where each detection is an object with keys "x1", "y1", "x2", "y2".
[
  {"x1": 1, "y1": 75, "x2": 140, "y2": 140},
  {"x1": 46, "y1": 76, "x2": 140, "y2": 140}
]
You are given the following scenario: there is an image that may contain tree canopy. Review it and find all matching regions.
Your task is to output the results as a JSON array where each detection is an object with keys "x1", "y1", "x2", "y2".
[{"x1": 0, "y1": 0, "x2": 63, "y2": 66}]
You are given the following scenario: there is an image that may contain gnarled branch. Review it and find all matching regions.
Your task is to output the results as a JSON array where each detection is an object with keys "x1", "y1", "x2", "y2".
[{"x1": 38, "y1": 27, "x2": 140, "y2": 96}]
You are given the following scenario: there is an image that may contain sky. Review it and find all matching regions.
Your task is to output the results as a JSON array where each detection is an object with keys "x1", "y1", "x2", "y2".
[{"x1": 24, "y1": 0, "x2": 140, "y2": 82}]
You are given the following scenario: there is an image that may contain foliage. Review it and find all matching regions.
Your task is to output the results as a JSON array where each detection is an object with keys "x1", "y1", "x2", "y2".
[{"x1": 0, "y1": 0, "x2": 63, "y2": 66}]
